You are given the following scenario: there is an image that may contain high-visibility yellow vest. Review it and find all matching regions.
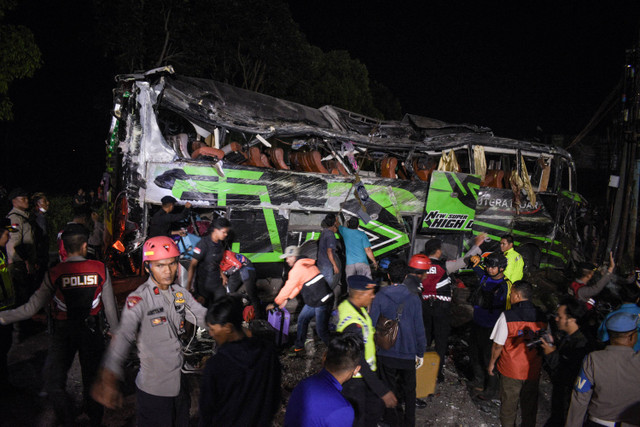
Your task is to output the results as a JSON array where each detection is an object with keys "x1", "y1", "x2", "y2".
[
  {"x1": 0, "y1": 252, "x2": 15, "y2": 311},
  {"x1": 336, "y1": 299, "x2": 376, "y2": 377}
]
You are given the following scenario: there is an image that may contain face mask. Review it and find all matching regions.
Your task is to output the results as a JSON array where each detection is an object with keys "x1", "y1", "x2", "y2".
[{"x1": 39, "y1": 207, "x2": 47, "y2": 213}]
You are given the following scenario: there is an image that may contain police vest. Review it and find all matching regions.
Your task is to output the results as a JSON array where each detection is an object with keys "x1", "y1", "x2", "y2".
[
  {"x1": 49, "y1": 259, "x2": 108, "y2": 321},
  {"x1": 569, "y1": 281, "x2": 595, "y2": 310},
  {"x1": 336, "y1": 299, "x2": 376, "y2": 377},
  {"x1": 0, "y1": 252, "x2": 15, "y2": 311},
  {"x1": 421, "y1": 258, "x2": 452, "y2": 302}
]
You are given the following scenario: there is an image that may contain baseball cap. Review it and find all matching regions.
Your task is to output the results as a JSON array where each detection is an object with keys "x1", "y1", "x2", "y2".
[
  {"x1": 280, "y1": 246, "x2": 300, "y2": 259},
  {"x1": 8, "y1": 188, "x2": 28, "y2": 200},
  {"x1": 61, "y1": 223, "x2": 90, "y2": 239},
  {"x1": 605, "y1": 312, "x2": 640, "y2": 333},
  {"x1": 161, "y1": 195, "x2": 177, "y2": 205},
  {"x1": 347, "y1": 275, "x2": 376, "y2": 290}
]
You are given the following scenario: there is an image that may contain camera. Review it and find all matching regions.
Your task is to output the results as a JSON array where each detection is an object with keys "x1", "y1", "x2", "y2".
[{"x1": 525, "y1": 329, "x2": 552, "y2": 349}]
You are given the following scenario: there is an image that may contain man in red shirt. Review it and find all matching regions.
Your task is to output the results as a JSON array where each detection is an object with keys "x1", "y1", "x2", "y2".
[{"x1": 487, "y1": 281, "x2": 547, "y2": 427}]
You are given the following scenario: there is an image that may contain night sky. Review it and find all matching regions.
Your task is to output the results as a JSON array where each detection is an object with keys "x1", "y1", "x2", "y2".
[{"x1": 2, "y1": 1, "x2": 640, "y2": 194}]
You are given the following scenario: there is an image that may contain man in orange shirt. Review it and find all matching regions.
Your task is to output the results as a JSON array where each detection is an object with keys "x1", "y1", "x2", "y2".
[
  {"x1": 267, "y1": 246, "x2": 333, "y2": 356},
  {"x1": 487, "y1": 281, "x2": 547, "y2": 427}
]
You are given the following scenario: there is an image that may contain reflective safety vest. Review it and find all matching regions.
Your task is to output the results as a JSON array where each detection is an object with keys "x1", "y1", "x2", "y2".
[
  {"x1": 336, "y1": 299, "x2": 376, "y2": 377},
  {"x1": 0, "y1": 252, "x2": 15, "y2": 311}
]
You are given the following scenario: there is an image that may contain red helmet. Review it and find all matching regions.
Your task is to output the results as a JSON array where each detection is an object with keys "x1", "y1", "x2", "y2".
[
  {"x1": 143, "y1": 236, "x2": 180, "y2": 262},
  {"x1": 409, "y1": 254, "x2": 430, "y2": 271}
]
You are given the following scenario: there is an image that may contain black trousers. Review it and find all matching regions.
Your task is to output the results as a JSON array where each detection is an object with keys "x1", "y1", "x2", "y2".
[
  {"x1": 378, "y1": 356, "x2": 417, "y2": 427},
  {"x1": 422, "y1": 299, "x2": 451, "y2": 377},
  {"x1": 46, "y1": 319, "x2": 105, "y2": 426},
  {"x1": 136, "y1": 378, "x2": 190, "y2": 427},
  {"x1": 470, "y1": 323, "x2": 498, "y2": 394},
  {"x1": 342, "y1": 377, "x2": 384, "y2": 427}
]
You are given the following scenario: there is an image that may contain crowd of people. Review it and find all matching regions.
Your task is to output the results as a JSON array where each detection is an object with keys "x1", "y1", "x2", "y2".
[{"x1": 0, "y1": 188, "x2": 639, "y2": 426}]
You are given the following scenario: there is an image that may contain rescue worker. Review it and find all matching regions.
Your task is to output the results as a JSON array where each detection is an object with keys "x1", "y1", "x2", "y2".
[
  {"x1": 186, "y1": 217, "x2": 231, "y2": 306},
  {"x1": 317, "y1": 213, "x2": 341, "y2": 301},
  {"x1": 0, "y1": 223, "x2": 119, "y2": 426},
  {"x1": 6, "y1": 188, "x2": 36, "y2": 308},
  {"x1": 267, "y1": 245, "x2": 333, "y2": 356},
  {"x1": 222, "y1": 250, "x2": 262, "y2": 319},
  {"x1": 569, "y1": 252, "x2": 615, "y2": 311},
  {"x1": 487, "y1": 281, "x2": 547, "y2": 427},
  {"x1": 499, "y1": 234, "x2": 524, "y2": 283},
  {"x1": 0, "y1": 219, "x2": 18, "y2": 388},
  {"x1": 540, "y1": 297, "x2": 592, "y2": 426},
  {"x1": 336, "y1": 275, "x2": 397, "y2": 427},
  {"x1": 469, "y1": 251, "x2": 511, "y2": 399},
  {"x1": 421, "y1": 233, "x2": 485, "y2": 381},
  {"x1": 404, "y1": 254, "x2": 430, "y2": 297},
  {"x1": 339, "y1": 216, "x2": 377, "y2": 279},
  {"x1": 148, "y1": 195, "x2": 192, "y2": 238},
  {"x1": 92, "y1": 236, "x2": 208, "y2": 427},
  {"x1": 566, "y1": 312, "x2": 640, "y2": 426}
]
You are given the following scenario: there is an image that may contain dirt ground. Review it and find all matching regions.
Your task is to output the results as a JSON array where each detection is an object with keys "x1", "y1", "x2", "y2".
[{"x1": 1, "y1": 317, "x2": 552, "y2": 427}]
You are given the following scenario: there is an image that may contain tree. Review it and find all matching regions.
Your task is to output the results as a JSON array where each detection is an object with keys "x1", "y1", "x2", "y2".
[{"x1": 0, "y1": 0, "x2": 42, "y2": 120}]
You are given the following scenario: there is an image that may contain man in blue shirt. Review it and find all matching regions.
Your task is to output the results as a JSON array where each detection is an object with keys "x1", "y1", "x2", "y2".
[
  {"x1": 598, "y1": 280, "x2": 640, "y2": 351},
  {"x1": 317, "y1": 214, "x2": 340, "y2": 299},
  {"x1": 285, "y1": 333, "x2": 362, "y2": 427},
  {"x1": 339, "y1": 216, "x2": 377, "y2": 279}
]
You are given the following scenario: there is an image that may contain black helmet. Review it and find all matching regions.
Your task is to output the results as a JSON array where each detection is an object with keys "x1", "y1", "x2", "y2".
[{"x1": 485, "y1": 252, "x2": 508, "y2": 269}]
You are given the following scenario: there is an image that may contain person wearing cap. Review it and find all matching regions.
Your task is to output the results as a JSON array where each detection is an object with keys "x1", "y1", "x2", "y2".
[
  {"x1": 338, "y1": 216, "x2": 377, "y2": 279},
  {"x1": 148, "y1": 195, "x2": 192, "y2": 238},
  {"x1": 569, "y1": 252, "x2": 615, "y2": 310},
  {"x1": 5, "y1": 188, "x2": 37, "y2": 306},
  {"x1": 93, "y1": 235, "x2": 208, "y2": 426},
  {"x1": 469, "y1": 251, "x2": 511, "y2": 399},
  {"x1": 0, "y1": 223, "x2": 119, "y2": 426},
  {"x1": 267, "y1": 245, "x2": 333, "y2": 356},
  {"x1": 422, "y1": 233, "x2": 485, "y2": 382},
  {"x1": 499, "y1": 234, "x2": 524, "y2": 283},
  {"x1": 566, "y1": 312, "x2": 640, "y2": 426},
  {"x1": 0, "y1": 219, "x2": 18, "y2": 388},
  {"x1": 370, "y1": 259, "x2": 426, "y2": 426},
  {"x1": 336, "y1": 274, "x2": 398, "y2": 427},
  {"x1": 597, "y1": 280, "x2": 640, "y2": 352}
]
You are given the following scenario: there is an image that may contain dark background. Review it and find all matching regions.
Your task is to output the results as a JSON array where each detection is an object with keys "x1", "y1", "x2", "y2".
[{"x1": 2, "y1": 1, "x2": 640, "y2": 194}]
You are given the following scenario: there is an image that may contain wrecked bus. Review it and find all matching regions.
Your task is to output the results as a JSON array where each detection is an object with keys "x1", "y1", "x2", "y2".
[{"x1": 103, "y1": 66, "x2": 583, "y2": 281}]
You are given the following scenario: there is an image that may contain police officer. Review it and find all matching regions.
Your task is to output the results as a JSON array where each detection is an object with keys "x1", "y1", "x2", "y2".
[
  {"x1": 421, "y1": 234, "x2": 484, "y2": 382},
  {"x1": 499, "y1": 234, "x2": 524, "y2": 283},
  {"x1": 337, "y1": 275, "x2": 397, "y2": 427},
  {"x1": 566, "y1": 312, "x2": 640, "y2": 426},
  {"x1": 0, "y1": 223, "x2": 119, "y2": 426},
  {"x1": 148, "y1": 195, "x2": 192, "y2": 238},
  {"x1": 6, "y1": 188, "x2": 36, "y2": 307},
  {"x1": 0, "y1": 219, "x2": 18, "y2": 388},
  {"x1": 93, "y1": 236, "x2": 208, "y2": 427}
]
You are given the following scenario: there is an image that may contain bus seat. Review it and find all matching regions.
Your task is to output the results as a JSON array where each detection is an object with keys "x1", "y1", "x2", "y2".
[
  {"x1": 482, "y1": 169, "x2": 505, "y2": 188},
  {"x1": 269, "y1": 148, "x2": 289, "y2": 170},
  {"x1": 308, "y1": 151, "x2": 329, "y2": 174},
  {"x1": 290, "y1": 152, "x2": 304, "y2": 172},
  {"x1": 191, "y1": 146, "x2": 225, "y2": 161},
  {"x1": 261, "y1": 153, "x2": 274, "y2": 168},
  {"x1": 248, "y1": 146, "x2": 266, "y2": 167},
  {"x1": 412, "y1": 158, "x2": 435, "y2": 182},
  {"x1": 381, "y1": 156, "x2": 397, "y2": 179}
]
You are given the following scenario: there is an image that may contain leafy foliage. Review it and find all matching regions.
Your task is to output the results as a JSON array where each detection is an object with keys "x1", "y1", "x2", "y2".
[
  {"x1": 94, "y1": 0, "x2": 400, "y2": 118},
  {"x1": 0, "y1": 0, "x2": 42, "y2": 120}
]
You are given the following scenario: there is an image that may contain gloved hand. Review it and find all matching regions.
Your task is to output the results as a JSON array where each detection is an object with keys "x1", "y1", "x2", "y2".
[
  {"x1": 470, "y1": 255, "x2": 481, "y2": 267},
  {"x1": 415, "y1": 356, "x2": 424, "y2": 370}
]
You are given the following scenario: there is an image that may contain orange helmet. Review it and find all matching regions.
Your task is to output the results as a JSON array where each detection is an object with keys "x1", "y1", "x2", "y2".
[
  {"x1": 143, "y1": 236, "x2": 180, "y2": 262},
  {"x1": 408, "y1": 254, "x2": 430, "y2": 271}
]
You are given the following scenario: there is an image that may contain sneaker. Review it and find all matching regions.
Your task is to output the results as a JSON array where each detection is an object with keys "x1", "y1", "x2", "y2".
[
  {"x1": 181, "y1": 360, "x2": 203, "y2": 374},
  {"x1": 415, "y1": 398, "x2": 427, "y2": 409}
]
